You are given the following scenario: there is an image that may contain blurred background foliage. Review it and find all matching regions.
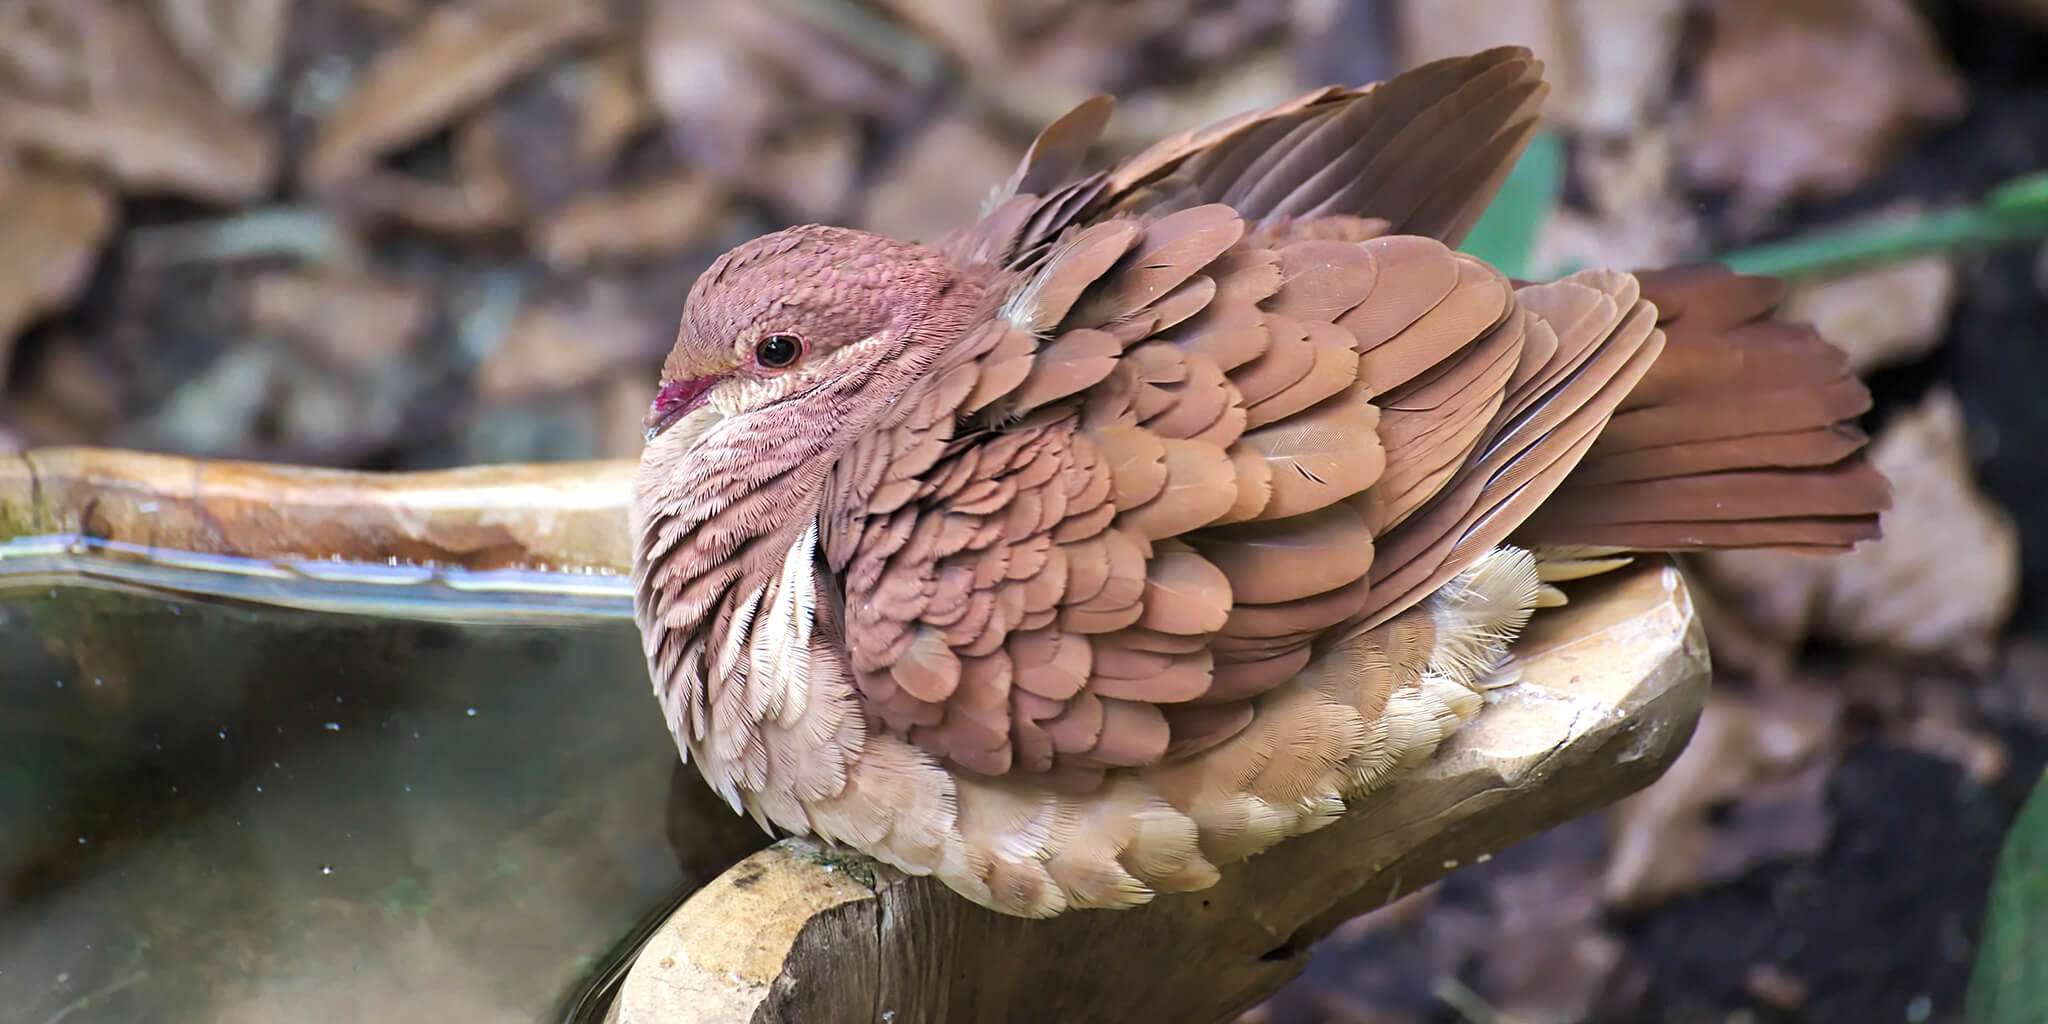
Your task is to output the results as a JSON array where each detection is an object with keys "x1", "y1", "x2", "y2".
[{"x1": 3, "y1": 1, "x2": 2048, "y2": 1021}]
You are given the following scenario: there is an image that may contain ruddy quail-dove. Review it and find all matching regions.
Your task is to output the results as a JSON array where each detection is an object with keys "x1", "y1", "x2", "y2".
[{"x1": 631, "y1": 47, "x2": 1890, "y2": 918}]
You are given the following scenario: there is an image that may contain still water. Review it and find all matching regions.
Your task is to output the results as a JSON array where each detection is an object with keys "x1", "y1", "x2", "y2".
[{"x1": 0, "y1": 538, "x2": 741, "y2": 1022}]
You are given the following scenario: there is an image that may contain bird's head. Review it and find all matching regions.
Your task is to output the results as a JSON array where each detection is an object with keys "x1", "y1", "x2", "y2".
[
  {"x1": 641, "y1": 224, "x2": 982, "y2": 444},
  {"x1": 630, "y1": 224, "x2": 991, "y2": 761}
]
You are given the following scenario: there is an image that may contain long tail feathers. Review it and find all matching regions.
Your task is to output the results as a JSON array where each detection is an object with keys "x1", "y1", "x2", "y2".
[{"x1": 1513, "y1": 265, "x2": 1891, "y2": 554}]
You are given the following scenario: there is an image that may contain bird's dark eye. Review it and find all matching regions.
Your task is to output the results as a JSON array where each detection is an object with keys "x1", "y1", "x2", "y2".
[{"x1": 755, "y1": 333, "x2": 803, "y2": 369}]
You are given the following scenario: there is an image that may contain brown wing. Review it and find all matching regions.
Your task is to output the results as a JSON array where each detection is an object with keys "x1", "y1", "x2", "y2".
[
  {"x1": 832, "y1": 201, "x2": 1658, "y2": 786},
  {"x1": 834, "y1": 49, "x2": 1876, "y2": 791},
  {"x1": 940, "y1": 46, "x2": 1549, "y2": 270}
]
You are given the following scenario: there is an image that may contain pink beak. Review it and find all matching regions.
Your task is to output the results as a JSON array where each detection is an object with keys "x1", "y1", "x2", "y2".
[{"x1": 644, "y1": 374, "x2": 722, "y2": 440}]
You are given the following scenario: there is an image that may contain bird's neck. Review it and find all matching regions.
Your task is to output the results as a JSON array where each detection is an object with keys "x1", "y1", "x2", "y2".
[
  {"x1": 632, "y1": 341, "x2": 926, "y2": 743},
  {"x1": 634, "y1": 272, "x2": 999, "y2": 766},
  {"x1": 642, "y1": 361, "x2": 900, "y2": 597}
]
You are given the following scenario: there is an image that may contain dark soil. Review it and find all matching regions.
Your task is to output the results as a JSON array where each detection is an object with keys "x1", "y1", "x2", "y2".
[{"x1": 1612, "y1": 729, "x2": 2047, "y2": 1024}]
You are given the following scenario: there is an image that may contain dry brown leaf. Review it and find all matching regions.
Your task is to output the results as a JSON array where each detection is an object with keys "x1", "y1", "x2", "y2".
[
  {"x1": 1565, "y1": 0, "x2": 1688, "y2": 135},
  {"x1": 1324, "y1": 885, "x2": 1444, "y2": 945},
  {"x1": 148, "y1": 0, "x2": 293, "y2": 110},
  {"x1": 752, "y1": 119, "x2": 866, "y2": 224},
  {"x1": 1407, "y1": 4, "x2": 1696, "y2": 279},
  {"x1": 1396, "y1": 0, "x2": 1686, "y2": 134},
  {"x1": 245, "y1": 270, "x2": 430, "y2": 373},
  {"x1": 2, "y1": 394, "x2": 98, "y2": 448},
  {"x1": 874, "y1": 0, "x2": 1007, "y2": 67},
  {"x1": 1001, "y1": 0, "x2": 1283, "y2": 96},
  {"x1": 1887, "y1": 678, "x2": 2009, "y2": 784},
  {"x1": 1604, "y1": 686, "x2": 1841, "y2": 909},
  {"x1": 0, "y1": 0, "x2": 275, "y2": 202},
  {"x1": 0, "y1": 160, "x2": 117, "y2": 374},
  {"x1": 1691, "y1": 388, "x2": 2019, "y2": 672},
  {"x1": 1781, "y1": 249, "x2": 1956, "y2": 375},
  {"x1": 1744, "y1": 963, "x2": 1809, "y2": 1012},
  {"x1": 304, "y1": 0, "x2": 607, "y2": 191},
  {"x1": 598, "y1": 370, "x2": 654, "y2": 460},
  {"x1": 640, "y1": 0, "x2": 889, "y2": 220},
  {"x1": 965, "y1": 1, "x2": 1300, "y2": 148},
  {"x1": 745, "y1": 6, "x2": 908, "y2": 118},
  {"x1": 641, "y1": 0, "x2": 796, "y2": 178},
  {"x1": 19, "y1": 335, "x2": 122, "y2": 432},
  {"x1": 855, "y1": 107, "x2": 1018, "y2": 243},
  {"x1": 342, "y1": 0, "x2": 418, "y2": 22},
  {"x1": 4, "y1": 333, "x2": 122, "y2": 447},
  {"x1": 1984, "y1": 643, "x2": 2048, "y2": 735},
  {"x1": 334, "y1": 115, "x2": 523, "y2": 234},
  {"x1": 1683, "y1": 569, "x2": 1809, "y2": 683},
  {"x1": 1397, "y1": 0, "x2": 1577, "y2": 111},
  {"x1": 476, "y1": 56, "x2": 642, "y2": 217},
  {"x1": 1488, "y1": 930, "x2": 1631, "y2": 1021},
  {"x1": 475, "y1": 300, "x2": 660, "y2": 403},
  {"x1": 1577, "y1": 123, "x2": 1676, "y2": 217},
  {"x1": 1533, "y1": 132, "x2": 1702, "y2": 277},
  {"x1": 1686, "y1": 0, "x2": 1967, "y2": 214},
  {"x1": 574, "y1": 46, "x2": 651, "y2": 171},
  {"x1": 1081, "y1": 48, "x2": 1308, "y2": 154},
  {"x1": 1483, "y1": 851, "x2": 1634, "y2": 1021},
  {"x1": 533, "y1": 173, "x2": 727, "y2": 270}
]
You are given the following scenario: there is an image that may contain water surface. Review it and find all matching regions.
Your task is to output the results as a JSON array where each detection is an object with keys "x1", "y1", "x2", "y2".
[{"x1": 0, "y1": 537, "x2": 717, "y2": 1022}]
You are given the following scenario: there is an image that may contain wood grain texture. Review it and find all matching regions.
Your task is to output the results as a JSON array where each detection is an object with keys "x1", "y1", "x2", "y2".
[
  {"x1": 611, "y1": 558, "x2": 1707, "y2": 1024},
  {"x1": 0, "y1": 447, "x2": 636, "y2": 572}
]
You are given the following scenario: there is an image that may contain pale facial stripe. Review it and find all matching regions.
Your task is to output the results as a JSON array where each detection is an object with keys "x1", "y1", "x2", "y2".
[{"x1": 751, "y1": 517, "x2": 823, "y2": 727}]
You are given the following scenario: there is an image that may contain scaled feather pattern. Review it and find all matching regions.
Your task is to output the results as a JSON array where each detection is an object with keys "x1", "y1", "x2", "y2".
[{"x1": 629, "y1": 48, "x2": 1891, "y2": 917}]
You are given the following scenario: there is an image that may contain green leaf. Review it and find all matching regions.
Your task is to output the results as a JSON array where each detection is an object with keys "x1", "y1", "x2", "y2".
[
  {"x1": 1458, "y1": 130, "x2": 1563, "y2": 281},
  {"x1": 1968, "y1": 767, "x2": 2048, "y2": 1024},
  {"x1": 1720, "y1": 169, "x2": 2048, "y2": 280},
  {"x1": 1985, "y1": 170, "x2": 2048, "y2": 216}
]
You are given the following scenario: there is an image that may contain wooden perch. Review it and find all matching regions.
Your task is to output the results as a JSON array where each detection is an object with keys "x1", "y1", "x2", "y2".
[
  {"x1": 610, "y1": 559, "x2": 1708, "y2": 1024},
  {"x1": 0, "y1": 446, "x2": 635, "y2": 571}
]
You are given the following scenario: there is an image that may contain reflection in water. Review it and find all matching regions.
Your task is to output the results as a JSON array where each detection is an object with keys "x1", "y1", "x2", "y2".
[
  {"x1": 0, "y1": 537, "x2": 736, "y2": 1022},
  {"x1": 0, "y1": 535, "x2": 635, "y2": 623}
]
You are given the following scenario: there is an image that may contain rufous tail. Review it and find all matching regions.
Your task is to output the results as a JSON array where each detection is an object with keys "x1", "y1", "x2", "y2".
[{"x1": 1514, "y1": 265, "x2": 1891, "y2": 554}]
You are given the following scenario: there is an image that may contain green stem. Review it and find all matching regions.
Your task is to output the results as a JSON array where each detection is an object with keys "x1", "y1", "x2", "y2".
[
  {"x1": 1722, "y1": 207, "x2": 2048, "y2": 278},
  {"x1": 1720, "y1": 169, "x2": 2048, "y2": 278}
]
